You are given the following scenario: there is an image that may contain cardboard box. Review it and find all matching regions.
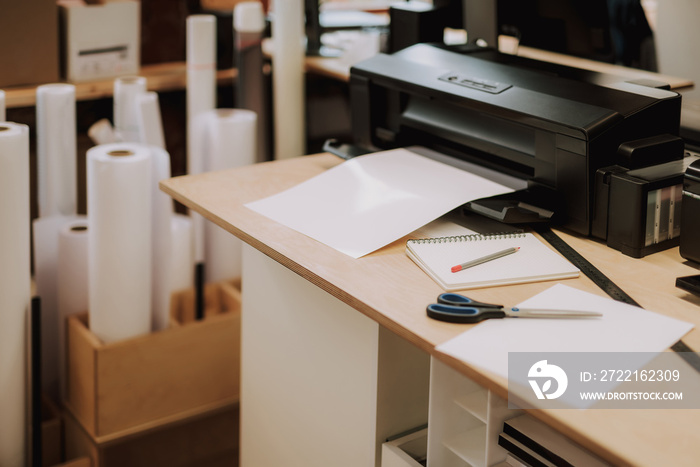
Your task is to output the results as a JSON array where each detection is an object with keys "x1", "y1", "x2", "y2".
[
  {"x1": 59, "y1": 1, "x2": 140, "y2": 82},
  {"x1": 64, "y1": 402, "x2": 238, "y2": 467},
  {"x1": 65, "y1": 280, "x2": 241, "y2": 439},
  {"x1": 0, "y1": 0, "x2": 60, "y2": 87}
]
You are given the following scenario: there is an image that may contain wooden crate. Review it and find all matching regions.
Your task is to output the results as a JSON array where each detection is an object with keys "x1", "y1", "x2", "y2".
[
  {"x1": 65, "y1": 280, "x2": 241, "y2": 439},
  {"x1": 42, "y1": 396, "x2": 63, "y2": 467},
  {"x1": 64, "y1": 401, "x2": 238, "y2": 467},
  {"x1": 171, "y1": 278, "x2": 242, "y2": 324},
  {"x1": 50, "y1": 458, "x2": 91, "y2": 467}
]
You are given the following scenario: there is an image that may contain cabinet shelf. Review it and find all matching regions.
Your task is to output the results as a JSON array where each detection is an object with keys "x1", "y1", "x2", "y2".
[
  {"x1": 453, "y1": 390, "x2": 489, "y2": 423},
  {"x1": 442, "y1": 425, "x2": 487, "y2": 467},
  {"x1": 3, "y1": 62, "x2": 238, "y2": 109}
]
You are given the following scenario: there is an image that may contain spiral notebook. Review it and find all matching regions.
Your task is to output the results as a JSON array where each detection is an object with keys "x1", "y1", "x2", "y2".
[{"x1": 405, "y1": 232, "x2": 579, "y2": 291}]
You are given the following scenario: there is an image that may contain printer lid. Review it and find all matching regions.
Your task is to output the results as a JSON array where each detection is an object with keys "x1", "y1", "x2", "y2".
[{"x1": 351, "y1": 44, "x2": 679, "y2": 140}]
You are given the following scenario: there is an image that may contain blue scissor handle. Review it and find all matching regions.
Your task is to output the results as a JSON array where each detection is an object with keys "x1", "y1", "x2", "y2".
[
  {"x1": 426, "y1": 303, "x2": 506, "y2": 323},
  {"x1": 436, "y1": 293, "x2": 503, "y2": 309}
]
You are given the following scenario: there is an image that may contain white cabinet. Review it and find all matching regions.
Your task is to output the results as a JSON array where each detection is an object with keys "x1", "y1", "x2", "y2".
[
  {"x1": 240, "y1": 245, "x2": 520, "y2": 467},
  {"x1": 240, "y1": 245, "x2": 430, "y2": 467}
]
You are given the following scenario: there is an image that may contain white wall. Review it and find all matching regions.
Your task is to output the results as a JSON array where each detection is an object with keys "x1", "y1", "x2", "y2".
[{"x1": 654, "y1": 0, "x2": 700, "y2": 100}]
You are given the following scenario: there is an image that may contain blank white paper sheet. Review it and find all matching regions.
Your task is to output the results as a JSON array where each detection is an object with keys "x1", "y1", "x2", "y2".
[
  {"x1": 245, "y1": 148, "x2": 513, "y2": 258},
  {"x1": 437, "y1": 284, "x2": 694, "y2": 380}
]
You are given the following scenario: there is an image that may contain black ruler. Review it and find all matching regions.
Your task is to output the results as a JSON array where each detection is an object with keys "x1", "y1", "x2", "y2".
[
  {"x1": 535, "y1": 226, "x2": 700, "y2": 372},
  {"x1": 535, "y1": 227, "x2": 641, "y2": 307}
]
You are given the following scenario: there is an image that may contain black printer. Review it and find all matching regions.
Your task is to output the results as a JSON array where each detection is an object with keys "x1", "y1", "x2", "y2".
[{"x1": 349, "y1": 43, "x2": 683, "y2": 239}]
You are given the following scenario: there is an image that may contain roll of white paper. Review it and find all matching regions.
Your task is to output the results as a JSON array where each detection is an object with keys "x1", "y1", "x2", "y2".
[
  {"x1": 0, "y1": 90, "x2": 5, "y2": 121},
  {"x1": 235, "y1": 1, "x2": 269, "y2": 162},
  {"x1": 33, "y1": 214, "x2": 81, "y2": 402},
  {"x1": 187, "y1": 14, "x2": 217, "y2": 264},
  {"x1": 234, "y1": 1, "x2": 266, "y2": 33},
  {"x1": 114, "y1": 76, "x2": 147, "y2": 143},
  {"x1": 150, "y1": 146, "x2": 173, "y2": 331},
  {"x1": 137, "y1": 92, "x2": 166, "y2": 149},
  {"x1": 36, "y1": 83, "x2": 77, "y2": 218},
  {"x1": 200, "y1": 109, "x2": 257, "y2": 282},
  {"x1": 171, "y1": 213, "x2": 194, "y2": 293},
  {"x1": 187, "y1": 14, "x2": 216, "y2": 175},
  {"x1": 88, "y1": 143, "x2": 152, "y2": 343},
  {"x1": 57, "y1": 217, "x2": 89, "y2": 400},
  {"x1": 202, "y1": 108, "x2": 257, "y2": 169},
  {"x1": 0, "y1": 122, "x2": 30, "y2": 467},
  {"x1": 272, "y1": 0, "x2": 306, "y2": 159}
]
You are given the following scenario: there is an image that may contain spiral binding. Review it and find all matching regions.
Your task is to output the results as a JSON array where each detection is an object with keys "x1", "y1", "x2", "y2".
[{"x1": 408, "y1": 232, "x2": 527, "y2": 244}]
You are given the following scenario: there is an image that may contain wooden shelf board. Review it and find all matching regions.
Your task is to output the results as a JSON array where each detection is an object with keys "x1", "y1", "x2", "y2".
[
  {"x1": 3, "y1": 62, "x2": 238, "y2": 109},
  {"x1": 443, "y1": 425, "x2": 487, "y2": 467},
  {"x1": 454, "y1": 390, "x2": 489, "y2": 424}
]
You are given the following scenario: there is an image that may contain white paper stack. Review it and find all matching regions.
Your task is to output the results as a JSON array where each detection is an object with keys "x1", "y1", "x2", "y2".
[{"x1": 0, "y1": 122, "x2": 30, "y2": 467}]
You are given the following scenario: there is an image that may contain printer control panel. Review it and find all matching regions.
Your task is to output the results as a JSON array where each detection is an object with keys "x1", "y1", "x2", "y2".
[{"x1": 439, "y1": 72, "x2": 512, "y2": 94}]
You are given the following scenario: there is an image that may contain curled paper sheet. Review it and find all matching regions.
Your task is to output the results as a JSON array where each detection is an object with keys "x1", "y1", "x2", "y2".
[
  {"x1": 0, "y1": 122, "x2": 30, "y2": 467},
  {"x1": 87, "y1": 143, "x2": 152, "y2": 343},
  {"x1": 88, "y1": 118, "x2": 117, "y2": 145}
]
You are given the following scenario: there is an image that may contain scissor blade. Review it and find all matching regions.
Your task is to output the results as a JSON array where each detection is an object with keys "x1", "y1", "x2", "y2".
[{"x1": 504, "y1": 308, "x2": 602, "y2": 319}]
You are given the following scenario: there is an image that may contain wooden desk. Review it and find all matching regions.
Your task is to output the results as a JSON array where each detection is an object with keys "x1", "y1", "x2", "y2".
[
  {"x1": 161, "y1": 154, "x2": 700, "y2": 467},
  {"x1": 515, "y1": 45, "x2": 694, "y2": 90},
  {"x1": 270, "y1": 39, "x2": 694, "y2": 90}
]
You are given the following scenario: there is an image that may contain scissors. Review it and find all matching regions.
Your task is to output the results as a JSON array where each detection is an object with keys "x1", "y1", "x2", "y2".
[{"x1": 426, "y1": 293, "x2": 602, "y2": 324}]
